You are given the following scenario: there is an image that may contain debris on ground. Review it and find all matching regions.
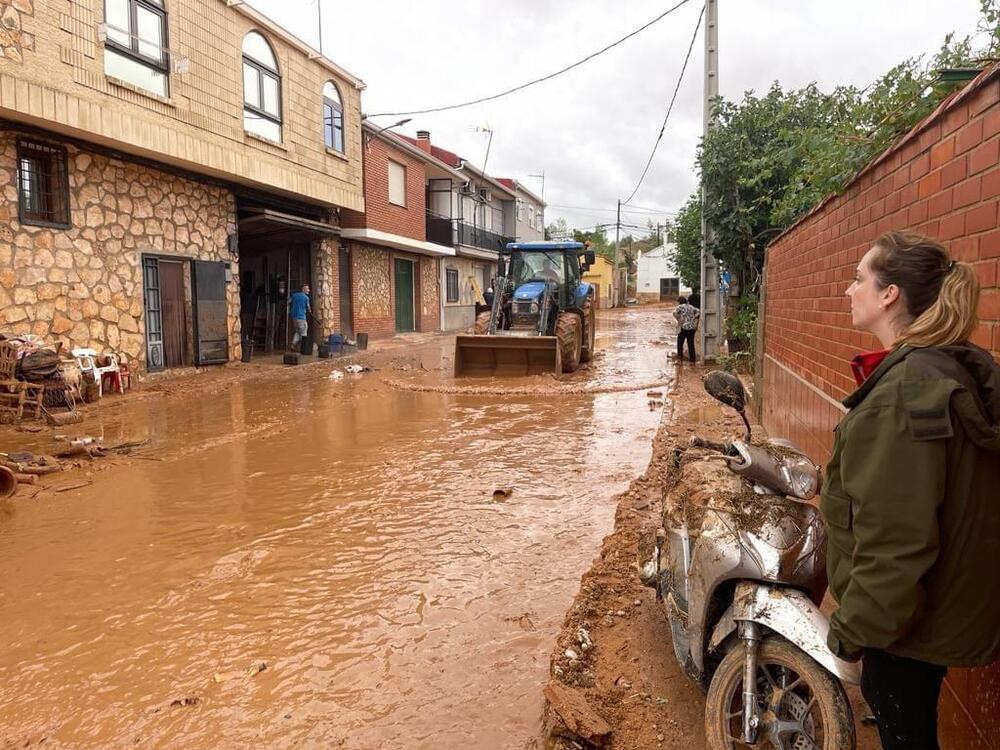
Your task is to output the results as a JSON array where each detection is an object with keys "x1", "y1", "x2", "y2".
[
  {"x1": 492, "y1": 487, "x2": 513, "y2": 501},
  {"x1": 344, "y1": 364, "x2": 370, "y2": 374},
  {"x1": 329, "y1": 370, "x2": 345, "y2": 380},
  {"x1": 543, "y1": 681, "x2": 613, "y2": 748}
]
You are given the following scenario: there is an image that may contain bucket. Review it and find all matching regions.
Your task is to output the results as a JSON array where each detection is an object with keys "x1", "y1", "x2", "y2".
[
  {"x1": 317, "y1": 344, "x2": 331, "y2": 359},
  {"x1": 0, "y1": 466, "x2": 17, "y2": 498},
  {"x1": 356, "y1": 333, "x2": 369, "y2": 351},
  {"x1": 299, "y1": 336, "x2": 314, "y2": 356}
]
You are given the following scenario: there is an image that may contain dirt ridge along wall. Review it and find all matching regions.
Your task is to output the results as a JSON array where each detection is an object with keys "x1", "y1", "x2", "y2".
[{"x1": 759, "y1": 65, "x2": 1000, "y2": 749}]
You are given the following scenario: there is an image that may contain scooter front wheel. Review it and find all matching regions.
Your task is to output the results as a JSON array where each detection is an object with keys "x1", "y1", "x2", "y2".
[{"x1": 705, "y1": 636, "x2": 855, "y2": 750}]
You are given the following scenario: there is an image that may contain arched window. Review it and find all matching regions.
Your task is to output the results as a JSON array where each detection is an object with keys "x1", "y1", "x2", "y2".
[
  {"x1": 104, "y1": 0, "x2": 169, "y2": 97},
  {"x1": 323, "y1": 81, "x2": 345, "y2": 153},
  {"x1": 242, "y1": 31, "x2": 282, "y2": 142}
]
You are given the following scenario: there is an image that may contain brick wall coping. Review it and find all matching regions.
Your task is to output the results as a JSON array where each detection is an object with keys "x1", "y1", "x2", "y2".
[
  {"x1": 767, "y1": 63, "x2": 1000, "y2": 248},
  {"x1": 340, "y1": 227, "x2": 456, "y2": 257}
]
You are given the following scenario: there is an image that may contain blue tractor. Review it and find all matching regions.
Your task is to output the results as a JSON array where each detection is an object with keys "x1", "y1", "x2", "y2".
[{"x1": 454, "y1": 241, "x2": 597, "y2": 376}]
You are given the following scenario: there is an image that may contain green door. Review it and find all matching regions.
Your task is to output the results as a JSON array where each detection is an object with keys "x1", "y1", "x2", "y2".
[{"x1": 394, "y1": 258, "x2": 415, "y2": 333}]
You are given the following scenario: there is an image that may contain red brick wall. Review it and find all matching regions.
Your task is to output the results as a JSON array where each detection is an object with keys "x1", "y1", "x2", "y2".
[
  {"x1": 760, "y1": 65, "x2": 1000, "y2": 750},
  {"x1": 341, "y1": 137, "x2": 427, "y2": 240}
]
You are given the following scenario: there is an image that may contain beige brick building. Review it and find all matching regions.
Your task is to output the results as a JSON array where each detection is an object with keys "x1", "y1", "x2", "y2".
[{"x1": 0, "y1": 0, "x2": 365, "y2": 371}]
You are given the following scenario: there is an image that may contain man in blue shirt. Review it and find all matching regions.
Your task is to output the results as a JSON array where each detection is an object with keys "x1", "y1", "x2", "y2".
[{"x1": 289, "y1": 284, "x2": 311, "y2": 351}]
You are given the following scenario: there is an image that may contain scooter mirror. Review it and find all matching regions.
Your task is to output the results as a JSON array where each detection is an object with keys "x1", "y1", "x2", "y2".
[
  {"x1": 703, "y1": 370, "x2": 752, "y2": 439},
  {"x1": 703, "y1": 370, "x2": 746, "y2": 411}
]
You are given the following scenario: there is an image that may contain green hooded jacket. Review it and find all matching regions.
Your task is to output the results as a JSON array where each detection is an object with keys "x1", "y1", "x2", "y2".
[{"x1": 820, "y1": 343, "x2": 1000, "y2": 666}]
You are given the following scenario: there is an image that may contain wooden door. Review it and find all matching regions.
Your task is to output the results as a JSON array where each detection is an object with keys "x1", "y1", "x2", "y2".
[
  {"x1": 394, "y1": 258, "x2": 415, "y2": 333},
  {"x1": 160, "y1": 260, "x2": 188, "y2": 368}
]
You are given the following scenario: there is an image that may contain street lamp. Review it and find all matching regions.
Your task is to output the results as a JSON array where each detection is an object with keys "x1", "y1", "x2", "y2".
[{"x1": 372, "y1": 117, "x2": 412, "y2": 135}]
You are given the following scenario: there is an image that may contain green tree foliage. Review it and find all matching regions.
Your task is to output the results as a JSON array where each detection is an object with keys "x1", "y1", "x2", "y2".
[
  {"x1": 670, "y1": 193, "x2": 702, "y2": 290},
  {"x1": 699, "y1": 8, "x2": 996, "y2": 298}
]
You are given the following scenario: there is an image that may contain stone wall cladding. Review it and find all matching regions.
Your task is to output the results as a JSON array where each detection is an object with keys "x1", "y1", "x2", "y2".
[
  {"x1": 341, "y1": 136, "x2": 426, "y2": 239},
  {"x1": 760, "y1": 65, "x2": 1000, "y2": 750},
  {"x1": 350, "y1": 242, "x2": 394, "y2": 339},
  {"x1": 0, "y1": 0, "x2": 34, "y2": 64},
  {"x1": 0, "y1": 129, "x2": 239, "y2": 372},
  {"x1": 310, "y1": 236, "x2": 341, "y2": 340},
  {"x1": 419, "y1": 255, "x2": 440, "y2": 332}
]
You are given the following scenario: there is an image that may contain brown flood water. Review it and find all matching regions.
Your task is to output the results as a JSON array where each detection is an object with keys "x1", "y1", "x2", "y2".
[{"x1": 0, "y1": 309, "x2": 674, "y2": 749}]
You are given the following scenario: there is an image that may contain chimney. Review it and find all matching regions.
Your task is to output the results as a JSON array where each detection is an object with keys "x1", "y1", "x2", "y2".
[{"x1": 415, "y1": 130, "x2": 432, "y2": 153}]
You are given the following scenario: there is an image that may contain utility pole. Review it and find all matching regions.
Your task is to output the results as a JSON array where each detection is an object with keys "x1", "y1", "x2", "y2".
[
  {"x1": 614, "y1": 199, "x2": 623, "y2": 306},
  {"x1": 700, "y1": 0, "x2": 721, "y2": 362}
]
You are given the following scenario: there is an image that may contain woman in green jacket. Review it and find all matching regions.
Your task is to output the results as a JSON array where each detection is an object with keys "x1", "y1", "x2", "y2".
[{"x1": 821, "y1": 230, "x2": 1000, "y2": 750}]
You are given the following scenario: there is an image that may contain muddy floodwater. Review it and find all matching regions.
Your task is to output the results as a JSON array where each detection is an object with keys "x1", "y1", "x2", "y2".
[{"x1": 0, "y1": 309, "x2": 674, "y2": 749}]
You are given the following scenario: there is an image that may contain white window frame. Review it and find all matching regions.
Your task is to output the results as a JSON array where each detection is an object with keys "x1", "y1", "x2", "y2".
[{"x1": 388, "y1": 160, "x2": 407, "y2": 207}]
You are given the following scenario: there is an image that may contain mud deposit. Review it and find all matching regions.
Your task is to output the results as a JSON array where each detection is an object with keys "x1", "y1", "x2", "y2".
[
  {"x1": 542, "y1": 365, "x2": 881, "y2": 750},
  {"x1": 0, "y1": 309, "x2": 671, "y2": 749}
]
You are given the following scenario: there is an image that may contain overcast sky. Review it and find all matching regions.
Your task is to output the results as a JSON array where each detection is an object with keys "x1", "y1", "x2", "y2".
[{"x1": 247, "y1": 0, "x2": 985, "y2": 238}]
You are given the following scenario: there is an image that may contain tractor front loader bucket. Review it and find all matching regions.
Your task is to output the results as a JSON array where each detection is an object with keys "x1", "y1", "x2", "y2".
[{"x1": 453, "y1": 335, "x2": 561, "y2": 377}]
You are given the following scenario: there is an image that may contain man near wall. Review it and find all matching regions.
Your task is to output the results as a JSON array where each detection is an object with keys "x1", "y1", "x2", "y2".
[
  {"x1": 673, "y1": 295, "x2": 700, "y2": 363},
  {"x1": 289, "y1": 284, "x2": 311, "y2": 352}
]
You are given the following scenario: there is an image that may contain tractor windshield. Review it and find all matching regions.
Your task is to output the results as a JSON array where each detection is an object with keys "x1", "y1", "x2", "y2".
[{"x1": 511, "y1": 252, "x2": 564, "y2": 286}]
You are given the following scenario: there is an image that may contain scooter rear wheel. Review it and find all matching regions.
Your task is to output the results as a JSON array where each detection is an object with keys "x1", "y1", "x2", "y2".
[{"x1": 705, "y1": 637, "x2": 855, "y2": 750}]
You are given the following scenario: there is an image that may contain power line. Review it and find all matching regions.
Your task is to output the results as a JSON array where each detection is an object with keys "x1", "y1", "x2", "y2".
[
  {"x1": 368, "y1": 0, "x2": 695, "y2": 117},
  {"x1": 621, "y1": 4, "x2": 703, "y2": 206},
  {"x1": 547, "y1": 203, "x2": 676, "y2": 215}
]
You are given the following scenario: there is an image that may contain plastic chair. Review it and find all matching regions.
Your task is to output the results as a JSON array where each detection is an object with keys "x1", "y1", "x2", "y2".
[{"x1": 72, "y1": 348, "x2": 123, "y2": 398}]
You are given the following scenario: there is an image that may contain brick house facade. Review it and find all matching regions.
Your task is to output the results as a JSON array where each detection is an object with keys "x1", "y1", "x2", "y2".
[
  {"x1": 759, "y1": 65, "x2": 1000, "y2": 749},
  {"x1": 1, "y1": 0, "x2": 365, "y2": 372},
  {"x1": 340, "y1": 124, "x2": 461, "y2": 339}
]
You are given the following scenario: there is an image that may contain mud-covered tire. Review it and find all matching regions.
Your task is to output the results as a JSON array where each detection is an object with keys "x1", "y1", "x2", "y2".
[
  {"x1": 579, "y1": 297, "x2": 596, "y2": 363},
  {"x1": 705, "y1": 637, "x2": 855, "y2": 750},
  {"x1": 555, "y1": 312, "x2": 582, "y2": 373},
  {"x1": 474, "y1": 311, "x2": 492, "y2": 335}
]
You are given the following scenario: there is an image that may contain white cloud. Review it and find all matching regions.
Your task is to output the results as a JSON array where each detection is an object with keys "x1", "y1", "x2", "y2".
[{"x1": 247, "y1": 0, "x2": 984, "y2": 235}]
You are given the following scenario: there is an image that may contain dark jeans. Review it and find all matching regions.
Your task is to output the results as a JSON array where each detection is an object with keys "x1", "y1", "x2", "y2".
[
  {"x1": 861, "y1": 649, "x2": 947, "y2": 750},
  {"x1": 677, "y1": 329, "x2": 696, "y2": 363}
]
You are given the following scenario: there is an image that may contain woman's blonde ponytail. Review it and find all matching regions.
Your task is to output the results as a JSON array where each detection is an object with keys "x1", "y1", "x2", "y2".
[{"x1": 898, "y1": 261, "x2": 980, "y2": 347}]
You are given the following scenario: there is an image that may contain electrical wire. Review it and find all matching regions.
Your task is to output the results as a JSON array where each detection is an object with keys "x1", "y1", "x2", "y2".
[
  {"x1": 546, "y1": 203, "x2": 676, "y2": 215},
  {"x1": 621, "y1": 4, "x2": 703, "y2": 206},
  {"x1": 368, "y1": 0, "x2": 695, "y2": 117}
]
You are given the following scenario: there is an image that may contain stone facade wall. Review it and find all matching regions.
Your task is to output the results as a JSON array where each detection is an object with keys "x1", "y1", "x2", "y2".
[
  {"x1": 0, "y1": 129, "x2": 239, "y2": 372},
  {"x1": 350, "y1": 242, "x2": 394, "y2": 339},
  {"x1": 310, "y1": 237, "x2": 341, "y2": 340},
  {"x1": 759, "y1": 66, "x2": 1000, "y2": 750},
  {"x1": 0, "y1": 0, "x2": 34, "y2": 64},
  {"x1": 419, "y1": 255, "x2": 440, "y2": 333}
]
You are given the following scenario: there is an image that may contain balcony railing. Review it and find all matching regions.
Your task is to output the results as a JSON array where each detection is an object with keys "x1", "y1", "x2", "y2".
[{"x1": 425, "y1": 212, "x2": 513, "y2": 253}]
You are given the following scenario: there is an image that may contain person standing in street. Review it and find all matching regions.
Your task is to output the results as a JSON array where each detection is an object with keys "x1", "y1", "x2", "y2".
[
  {"x1": 822, "y1": 231, "x2": 1000, "y2": 750},
  {"x1": 289, "y1": 284, "x2": 311, "y2": 351},
  {"x1": 673, "y1": 296, "x2": 700, "y2": 363}
]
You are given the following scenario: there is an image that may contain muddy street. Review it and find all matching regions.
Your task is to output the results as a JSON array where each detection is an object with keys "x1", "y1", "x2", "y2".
[{"x1": 0, "y1": 309, "x2": 674, "y2": 749}]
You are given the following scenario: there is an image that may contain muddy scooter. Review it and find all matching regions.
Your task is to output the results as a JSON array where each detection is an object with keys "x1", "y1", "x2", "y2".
[{"x1": 638, "y1": 371, "x2": 860, "y2": 749}]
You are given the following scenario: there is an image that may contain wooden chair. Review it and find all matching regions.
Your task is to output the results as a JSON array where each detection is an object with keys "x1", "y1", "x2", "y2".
[{"x1": 0, "y1": 342, "x2": 44, "y2": 422}]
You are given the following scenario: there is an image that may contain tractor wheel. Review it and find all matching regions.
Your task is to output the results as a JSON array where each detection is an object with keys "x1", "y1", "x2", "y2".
[
  {"x1": 474, "y1": 311, "x2": 492, "y2": 335},
  {"x1": 580, "y1": 297, "x2": 596, "y2": 363},
  {"x1": 555, "y1": 311, "x2": 583, "y2": 373}
]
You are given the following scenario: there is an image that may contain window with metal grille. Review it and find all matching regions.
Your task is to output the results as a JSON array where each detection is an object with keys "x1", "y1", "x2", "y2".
[
  {"x1": 17, "y1": 141, "x2": 71, "y2": 228},
  {"x1": 104, "y1": 0, "x2": 169, "y2": 97},
  {"x1": 446, "y1": 268, "x2": 459, "y2": 303}
]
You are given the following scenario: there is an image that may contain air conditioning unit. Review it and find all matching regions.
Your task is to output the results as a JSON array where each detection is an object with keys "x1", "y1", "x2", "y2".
[
  {"x1": 478, "y1": 188, "x2": 492, "y2": 202},
  {"x1": 460, "y1": 181, "x2": 475, "y2": 194}
]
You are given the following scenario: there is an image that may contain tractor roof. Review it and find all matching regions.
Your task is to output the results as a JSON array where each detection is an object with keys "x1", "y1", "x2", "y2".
[{"x1": 504, "y1": 241, "x2": 585, "y2": 252}]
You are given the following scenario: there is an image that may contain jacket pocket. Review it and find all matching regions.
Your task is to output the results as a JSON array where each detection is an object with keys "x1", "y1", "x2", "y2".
[{"x1": 821, "y1": 490, "x2": 853, "y2": 530}]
